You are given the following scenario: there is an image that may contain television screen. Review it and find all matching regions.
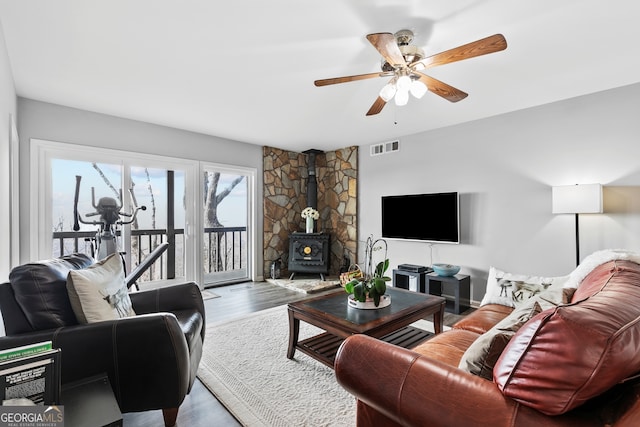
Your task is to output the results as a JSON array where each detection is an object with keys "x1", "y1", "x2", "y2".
[{"x1": 381, "y1": 192, "x2": 460, "y2": 243}]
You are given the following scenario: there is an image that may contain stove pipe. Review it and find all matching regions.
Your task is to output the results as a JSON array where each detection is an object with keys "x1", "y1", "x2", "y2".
[{"x1": 303, "y1": 149, "x2": 323, "y2": 210}]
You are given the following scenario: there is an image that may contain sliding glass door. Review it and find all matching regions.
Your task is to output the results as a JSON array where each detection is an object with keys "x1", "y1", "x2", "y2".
[
  {"x1": 49, "y1": 158, "x2": 189, "y2": 284},
  {"x1": 32, "y1": 139, "x2": 257, "y2": 287},
  {"x1": 202, "y1": 164, "x2": 251, "y2": 286},
  {"x1": 33, "y1": 140, "x2": 197, "y2": 285}
]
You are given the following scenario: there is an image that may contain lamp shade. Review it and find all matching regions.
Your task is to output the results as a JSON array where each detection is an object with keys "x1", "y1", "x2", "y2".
[{"x1": 552, "y1": 184, "x2": 603, "y2": 214}]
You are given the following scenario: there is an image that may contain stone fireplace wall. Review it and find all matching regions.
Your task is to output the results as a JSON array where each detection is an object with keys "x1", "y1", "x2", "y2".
[{"x1": 263, "y1": 146, "x2": 358, "y2": 278}]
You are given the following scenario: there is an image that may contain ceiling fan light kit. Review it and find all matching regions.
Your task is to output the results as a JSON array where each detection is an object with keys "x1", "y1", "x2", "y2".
[
  {"x1": 379, "y1": 72, "x2": 428, "y2": 105},
  {"x1": 314, "y1": 30, "x2": 507, "y2": 116}
]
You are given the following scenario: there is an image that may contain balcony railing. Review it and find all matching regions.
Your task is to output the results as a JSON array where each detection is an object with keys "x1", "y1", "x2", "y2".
[{"x1": 52, "y1": 226, "x2": 247, "y2": 284}]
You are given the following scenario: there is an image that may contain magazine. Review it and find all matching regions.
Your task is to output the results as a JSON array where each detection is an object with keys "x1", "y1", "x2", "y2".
[
  {"x1": 0, "y1": 341, "x2": 53, "y2": 363},
  {"x1": 0, "y1": 346, "x2": 61, "y2": 405}
]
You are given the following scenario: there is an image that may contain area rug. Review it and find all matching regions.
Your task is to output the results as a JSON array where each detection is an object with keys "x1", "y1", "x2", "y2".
[
  {"x1": 197, "y1": 306, "x2": 438, "y2": 427},
  {"x1": 266, "y1": 277, "x2": 340, "y2": 294}
]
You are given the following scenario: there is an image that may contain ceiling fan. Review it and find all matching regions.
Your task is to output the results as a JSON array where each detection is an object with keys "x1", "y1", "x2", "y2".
[{"x1": 314, "y1": 30, "x2": 507, "y2": 116}]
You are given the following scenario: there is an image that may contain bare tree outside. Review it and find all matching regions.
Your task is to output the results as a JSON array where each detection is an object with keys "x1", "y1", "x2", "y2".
[
  {"x1": 144, "y1": 168, "x2": 159, "y2": 249},
  {"x1": 92, "y1": 162, "x2": 119, "y2": 198},
  {"x1": 204, "y1": 172, "x2": 244, "y2": 227},
  {"x1": 203, "y1": 171, "x2": 247, "y2": 279}
]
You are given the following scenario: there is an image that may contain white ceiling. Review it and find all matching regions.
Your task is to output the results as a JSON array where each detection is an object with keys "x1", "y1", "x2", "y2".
[{"x1": 1, "y1": 1, "x2": 639, "y2": 152}]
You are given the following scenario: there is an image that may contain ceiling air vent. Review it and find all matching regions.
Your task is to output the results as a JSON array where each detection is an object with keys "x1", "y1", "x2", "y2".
[
  {"x1": 370, "y1": 143, "x2": 384, "y2": 156},
  {"x1": 385, "y1": 140, "x2": 399, "y2": 153},
  {"x1": 370, "y1": 140, "x2": 400, "y2": 156}
]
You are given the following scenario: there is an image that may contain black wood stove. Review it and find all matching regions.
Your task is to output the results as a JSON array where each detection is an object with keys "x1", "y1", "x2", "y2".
[
  {"x1": 287, "y1": 149, "x2": 331, "y2": 280},
  {"x1": 288, "y1": 232, "x2": 330, "y2": 280}
]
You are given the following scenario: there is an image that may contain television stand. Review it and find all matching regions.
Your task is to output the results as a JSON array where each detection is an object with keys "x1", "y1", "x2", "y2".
[
  {"x1": 424, "y1": 273, "x2": 471, "y2": 314},
  {"x1": 393, "y1": 269, "x2": 471, "y2": 314}
]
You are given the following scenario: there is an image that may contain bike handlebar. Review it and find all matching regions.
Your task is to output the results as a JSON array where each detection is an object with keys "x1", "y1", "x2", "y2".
[{"x1": 118, "y1": 205, "x2": 146, "y2": 225}]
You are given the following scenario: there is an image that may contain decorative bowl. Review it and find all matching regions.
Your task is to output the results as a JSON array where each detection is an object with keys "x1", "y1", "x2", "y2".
[{"x1": 432, "y1": 263, "x2": 460, "y2": 277}]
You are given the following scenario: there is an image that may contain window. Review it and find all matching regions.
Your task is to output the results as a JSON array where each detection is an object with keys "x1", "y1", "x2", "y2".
[{"x1": 31, "y1": 139, "x2": 257, "y2": 286}]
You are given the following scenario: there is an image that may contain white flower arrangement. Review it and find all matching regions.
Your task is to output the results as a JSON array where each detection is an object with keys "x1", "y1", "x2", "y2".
[{"x1": 301, "y1": 207, "x2": 320, "y2": 220}]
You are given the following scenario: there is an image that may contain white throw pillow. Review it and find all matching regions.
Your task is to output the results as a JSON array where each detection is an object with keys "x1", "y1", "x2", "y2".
[
  {"x1": 480, "y1": 266, "x2": 569, "y2": 308},
  {"x1": 67, "y1": 254, "x2": 136, "y2": 324}
]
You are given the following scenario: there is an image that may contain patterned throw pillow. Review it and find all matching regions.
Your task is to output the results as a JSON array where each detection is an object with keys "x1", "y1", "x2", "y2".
[
  {"x1": 66, "y1": 254, "x2": 136, "y2": 324},
  {"x1": 480, "y1": 266, "x2": 569, "y2": 308}
]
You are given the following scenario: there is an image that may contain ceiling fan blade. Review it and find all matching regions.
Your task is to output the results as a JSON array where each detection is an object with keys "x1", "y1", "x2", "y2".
[
  {"x1": 366, "y1": 96, "x2": 387, "y2": 116},
  {"x1": 314, "y1": 72, "x2": 386, "y2": 87},
  {"x1": 416, "y1": 73, "x2": 468, "y2": 102},
  {"x1": 366, "y1": 33, "x2": 406, "y2": 68},
  {"x1": 412, "y1": 34, "x2": 507, "y2": 70}
]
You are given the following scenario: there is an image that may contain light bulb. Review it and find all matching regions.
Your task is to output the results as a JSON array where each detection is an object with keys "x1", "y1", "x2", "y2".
[
  {"x1": 394, "y1": 89, "x2": 409, "y2": 106},
  {"x1": 396, "y1": 75, "x2": 411, "y2": 91},
  {"x1": 379, "y1": 82, "x2": 396, "y2": 102},
  {"x1": 409, "y1": 80, "x2": 427, "y2": 99}
]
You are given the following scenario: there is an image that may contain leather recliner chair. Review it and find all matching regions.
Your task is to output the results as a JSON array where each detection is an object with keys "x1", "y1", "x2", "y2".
[{"x1": 0, "y1": 253, "x2": 205, "y2": 427}]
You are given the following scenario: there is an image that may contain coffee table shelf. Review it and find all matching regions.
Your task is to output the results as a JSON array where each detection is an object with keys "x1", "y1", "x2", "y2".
[{"x1": 298, "y1": 326, "x2": 432, "y2": 368}]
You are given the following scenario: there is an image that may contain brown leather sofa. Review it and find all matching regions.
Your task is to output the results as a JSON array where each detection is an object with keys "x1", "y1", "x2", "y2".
[
  {"x1": 0, "y1": 253, "x2": 205, "y2": 427},
  {"x1": 335, "y1": 260, "x2": 640, "y2": 427}
]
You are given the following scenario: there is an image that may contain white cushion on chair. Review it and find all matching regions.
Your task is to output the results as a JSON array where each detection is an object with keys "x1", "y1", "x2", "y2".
[{"x1": 67, "y1": 254, "x2": 136, "y2": 323}]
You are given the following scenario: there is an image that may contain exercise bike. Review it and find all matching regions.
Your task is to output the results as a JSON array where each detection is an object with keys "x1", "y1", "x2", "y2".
[{"x1": 73, "y1": 175, "x2": 167, "y2": 289}]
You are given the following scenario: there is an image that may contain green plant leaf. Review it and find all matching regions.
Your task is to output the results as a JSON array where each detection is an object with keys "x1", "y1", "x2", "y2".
[
  {"x1": 344, "y1": 280, "x2": 357, "y2": 294},
  {"x1": 374, "y1": 261, "x2": 384, "y2": 277},
  {"x1": 374, "y1": 259, "x2": 390, "y2": 277},
  {"x1": 371, "y1": 288, "x2": 381, "y2": 306},
  {"x1": 353, "y1": 283, "x2": 365, "y2": 302},
  {"x1": 374, "y1": 277, "x2": 386, "y2": 295}
]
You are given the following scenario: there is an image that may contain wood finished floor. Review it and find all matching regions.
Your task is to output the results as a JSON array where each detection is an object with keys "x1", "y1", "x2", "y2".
[{"x1": 122, "y1": 280, "x2": 471, "y2": 426}]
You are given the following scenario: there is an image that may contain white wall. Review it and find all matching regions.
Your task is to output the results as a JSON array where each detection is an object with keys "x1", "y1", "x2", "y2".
[
  {"x1": 0, "y1": 20, "x2": 17, "y2": 281},
  {"x1": 359, "y1": 83, "x2": 640, "y2": 303},
  {"x1": 16, "y1": 98, "x2": 264, "y2": 276}
]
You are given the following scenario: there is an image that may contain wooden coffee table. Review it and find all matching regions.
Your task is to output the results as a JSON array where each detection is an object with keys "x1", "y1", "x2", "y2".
[{"x1": 287, "y1": 286, "x2": 445, "y2": 368}]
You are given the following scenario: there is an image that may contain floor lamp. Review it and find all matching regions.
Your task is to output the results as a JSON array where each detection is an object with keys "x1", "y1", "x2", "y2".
[{"x1": 552, "y1": 184, "x2": 603, "y2": 267}]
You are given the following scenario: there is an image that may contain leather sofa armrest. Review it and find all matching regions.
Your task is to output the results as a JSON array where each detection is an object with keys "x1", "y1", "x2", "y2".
[
  {"x1": 0, "y1": 313, "x2": 190, "y2": 413},
  {"x1": 335, "y1": 335, "x2": 597, "y2": 427},
  {"x1": 130, "y1": 282, "x2": 205, "y2": 341}
]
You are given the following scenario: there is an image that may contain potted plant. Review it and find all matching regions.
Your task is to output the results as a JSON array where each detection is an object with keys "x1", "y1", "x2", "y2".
[{"x1": 344, "y1": 236, "x2": 391, "y2": 308}]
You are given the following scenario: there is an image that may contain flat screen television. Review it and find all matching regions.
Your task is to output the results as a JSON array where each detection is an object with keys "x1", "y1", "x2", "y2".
[{"x1": 381, "y1": 192, "x2": 460, "y2": 243}]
